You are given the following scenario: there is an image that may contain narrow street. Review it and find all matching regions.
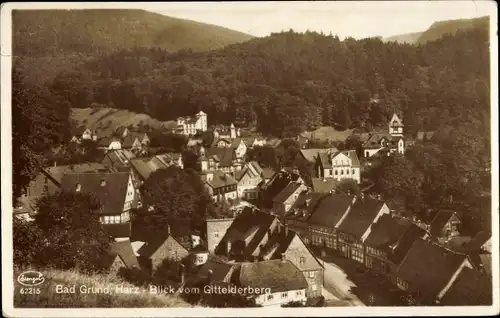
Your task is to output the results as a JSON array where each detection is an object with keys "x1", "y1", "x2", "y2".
[{"x1": 320, "y1": 258, "x2": 366, "y2": 307}]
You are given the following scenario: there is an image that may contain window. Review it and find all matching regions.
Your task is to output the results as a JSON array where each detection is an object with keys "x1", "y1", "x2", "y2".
[
  {"x1": 296, "y1": 291, "x2": 301, "y2": 296},
  {"x1": 346, "y1": 169, "x2": 350, "y2": 175},
  {"x1": 281, "y1": 292, "x2": 288, "y2": 298},
  {"x1": 196, "y1": 255, "x2": 204, "y2": 263},
  {"x1": 299, "y1": 257, "x2": 305, "y2": 266},
  {"x1": 214, "y1": 232, "x2": 219, "y2": 238},
  {"x1": 335, "y1": 170, "x2": 338, "y2": 175},
  {"x1": 267, "y1": 294, "x2": 274, "y2": 300},
  {"x1": 309, "y1": 271, "x2": 315, "y2": 278},
  {"x1": 311, "y1": 284, "x2": 317, "y2": 291},
  {"x1": 352, "y1": 169, "x2": 355, "y2": 174}
]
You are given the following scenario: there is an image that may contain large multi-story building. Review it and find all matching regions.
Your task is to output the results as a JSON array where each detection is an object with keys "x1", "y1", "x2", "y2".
[
  {"x1": 176, "y1": 111, "x2": 208, "y2": 136},
  {"x1": 315, "y1": 150, "x2": 361, "y2": 184}
]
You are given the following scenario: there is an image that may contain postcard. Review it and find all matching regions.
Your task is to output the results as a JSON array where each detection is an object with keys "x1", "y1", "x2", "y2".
[{"x1": 1, "y1": 1, "x2": 498, "y2": 317}]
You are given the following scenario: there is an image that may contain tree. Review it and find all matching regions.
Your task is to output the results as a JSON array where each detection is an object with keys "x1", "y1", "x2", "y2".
[
  {"x1": 376, "y1": 155, "x2": 424, "y2": 214},
  {"x1": 13, "y1": 217, "x2": 43, "y2": 268},
  {"x1": 34, "y1": 192, "x2": 112, "y2": 272},
  {"x1": 141, "y1": 167, "x2": 212, "y2": 235},
  {"x1": 335, "y1": 179, "x2": 360, "y2": 195},
  {"x1": 12, "y1": 64, "x2": 71, "y2": 200}
]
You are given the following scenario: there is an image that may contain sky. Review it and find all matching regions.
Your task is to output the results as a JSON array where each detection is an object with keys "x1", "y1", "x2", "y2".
[{"x1": 147, "y1": 1, "x2": 495, "y2": 39}]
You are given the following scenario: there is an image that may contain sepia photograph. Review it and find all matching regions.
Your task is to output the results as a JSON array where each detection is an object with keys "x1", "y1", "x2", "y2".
[{"x1": 1, "y1": 1, "x2": 498, "y2": 317}]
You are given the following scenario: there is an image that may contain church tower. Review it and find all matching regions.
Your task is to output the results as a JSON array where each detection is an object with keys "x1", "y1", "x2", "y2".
[
  {"x1": 196, "y1": 111, "x2": 208, "y2": 132},
  {"x1": 389, "y1": 113, "x2": 404, "y2": 137}
]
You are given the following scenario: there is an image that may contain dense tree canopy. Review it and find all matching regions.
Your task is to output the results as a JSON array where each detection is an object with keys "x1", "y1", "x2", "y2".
[
  {"x1": 12, "y1": 65, "x2": 71, "y2": 200},
  {"x1": 34, "y1": 192, "x2": 111, "y2": 272},
  {"x1": 140, "y1": 166, "x2": 215, "y2": 235},
  {"x1": 49, "y1": 27, "x2": 489, "y2": 140}
]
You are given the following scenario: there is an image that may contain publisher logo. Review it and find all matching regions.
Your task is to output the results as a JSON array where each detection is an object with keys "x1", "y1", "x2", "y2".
[{"x1": 17, "y1": 271, "x2": 45, "y2": 287}]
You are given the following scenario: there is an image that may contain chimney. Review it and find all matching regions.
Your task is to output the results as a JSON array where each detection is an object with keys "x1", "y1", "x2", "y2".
[
  {"x1": 347, "y1": 190, "x2": 351, "y2": 196},
  {"x1": 167, "y1": 224, "x2": 171, "y2": 236},
  {"x1": 207, "y1": 269, "x2": 213, "y2": 283},
  {"x1": 285, "y1": 224, "x2": 289, "y2": 237},
  {"x1": 180, "y1": 264, "x2": 185, "y2": 284},
  {"x1": 54, "y1": 161, "x2": 57, "y2": 167},
  {"x1": 305, "y1": 199, "x2": 311, "y2": 207},
  {"x1": 281, "y1": 253, "x2": 286, "y2": 262},
  {"x1": 361, "y1": 193, "x2": 365, "y2": 200},
  {"x1": 76, "y1": 183, "x2": 81, "y2": 192},
  {"x1": 100, "y1": 179, "x2": 106, "y2": 187},
  {"x1": 377, "y1": 194, "x2": 382, "y2": 201}
]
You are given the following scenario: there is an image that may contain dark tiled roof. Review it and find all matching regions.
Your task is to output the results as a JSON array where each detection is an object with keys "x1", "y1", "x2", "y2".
[
  {"x1": 61, "y1": 172, "x2": 130, "y2": 215},
  {"x1": 337, "y1": 196, "x2": 386, "y2": 237},
  {"x1": 236, "y1": 259, "x2": 308, "y2": 293},
  {"x1": 207, "y1": 147, "x2": 235, "y2": 167},
  {"x1": 272, "y1": 182, "x2": 304, "y2": 204},
  {"x1": 429, "y1": 210, "x2": 457, "y2": 237},
  {"x1": 440, "y1": 267, "x2": 492, "y2": 305},
  {"x1": 388, "y1": 223, "x2": 428, "y2": 266},
  {"x1": 318, "y1": 153, "x2": 332, "y2": 169},
  {"x1": 102, "y1": 150, "x2": 135, "y2": 168},
  {"x1": 260, "y1": 171, "x2": 301, "y2": 209},
  {"x1": 396, "y1": 239, "x2": 467, "y2": 298},
  {"x1": 198, "y1": 259, "x2": 235, "y2": 282},
  {"x1": 464, "y1": 231, "x2": 492, "y2": 252},
  {"x1": 247, "y1": 161, "x2": 263, "y2": 176},
  {"x1": 217, "y1": 207, "x2": 278, "y2": 258},
  {"x1": 136, "y1": 233, "x2": 189, "y2": 259},
  {"x1": 307, "y1": 194, "x2": 353, "y2": 227},
  {"x1": 206, "y1": 171, "x2": 238, "y2": 189},
  {"x1": 287, "y1": 192, "x2": 325, "y2": 218},
  {"x1": 298, "y1": 148, "x2": 336, "y2": 163},
  {"x1": 364, "y1": 215, "x2": 410, "y2": 251},
  {"x1": 43, "y1": 163, "x2": 107, "y2": 185},
  {"x1": 122, "y1": 134, "x2": 140, "y2": 148},
  {"x1": 363, "y1": 133, "x2": 400, "y2": 150},
  {"x1": 102, "y1": 223, "x2": 131, "y2": 239},
  {"x1": 111, "y1": 240, "x2": 140, "y2": 268},
  {"x1": 311, "y1": 178, "x2": 337, "y2": 193}
]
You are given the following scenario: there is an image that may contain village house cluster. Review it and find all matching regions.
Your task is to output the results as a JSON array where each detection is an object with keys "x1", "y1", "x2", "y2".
[{"x1": 14, "y1": 111, "x2": 491, "y2": 307}]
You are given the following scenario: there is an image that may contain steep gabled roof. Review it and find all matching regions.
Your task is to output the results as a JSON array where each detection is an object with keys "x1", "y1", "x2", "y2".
[
  {"x1": 318, "y1": 153, "x2": 332, "y2": 169},
  {"x1": 390, "y1": 113, "x2": 404, "y2": 127},
  {"x1": 136, "y1": 232, "x2": 189, "y2": 259},
  {"x1": 60, "y1": 172, "x2": 130, "y2": 215},
  {"x1": 430, "y1": 210, "x2": 458, "y2": 237},
  {"x1": 307, "y1": 194, "x2": 353, "y2": 227},
  {"x1": 109, "y1": 240, "x2": 140, "y2": 269},
  {"x1": 217, "y1": 207, "x2": 278, "y2": 257},
  {"x1": 272, "y1": 182, "x2": 304, "y2": 204},
  {"x1": 395, "y1": 239, "x2": 467, "y2": 298},
  {"x1": 440, "y1": 267, "x2": 492, "y2": 305},
  {"x1": 206, "y1": 171, "x2": 238, "y2": 189},
  {"x1": 388, "y1": 223, "x2": 428, "y2": 266},
  {"x1": 298, "y1": 148, "x2": 336, "y2": 163},
  {"x1": 236, "y1": 259, "x2": 308, "y2": 293},
  {"x1": 206, "y1": 147, "x2": 235, "y2": 167},
  {"x1": 97, "y1": 136, "x2": 121, "y2": 147},
  {"x1": 364, "y1": 215, "x2": 411, "y2": 251},
  {"x1": 337, "y1": 196, "x2": 386, "y2": 237}
]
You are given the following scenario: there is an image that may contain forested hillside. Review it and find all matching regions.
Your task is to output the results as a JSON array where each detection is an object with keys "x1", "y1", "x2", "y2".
[
  {"x1": 416, "y1": 16, "x2": 489, "y2": 45},
  {"x1": 12, "y1": 9, "x2": 253, "y2": 84},
  {"x1": 50, "y1": 23, "x2": 489, "y2": 139},
  {"x1": 13, "y1": 9, "x2": 253, "y2": 56},
  {"x1": 383, "y1": 16, "x2": 489, "y2": 45}
]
